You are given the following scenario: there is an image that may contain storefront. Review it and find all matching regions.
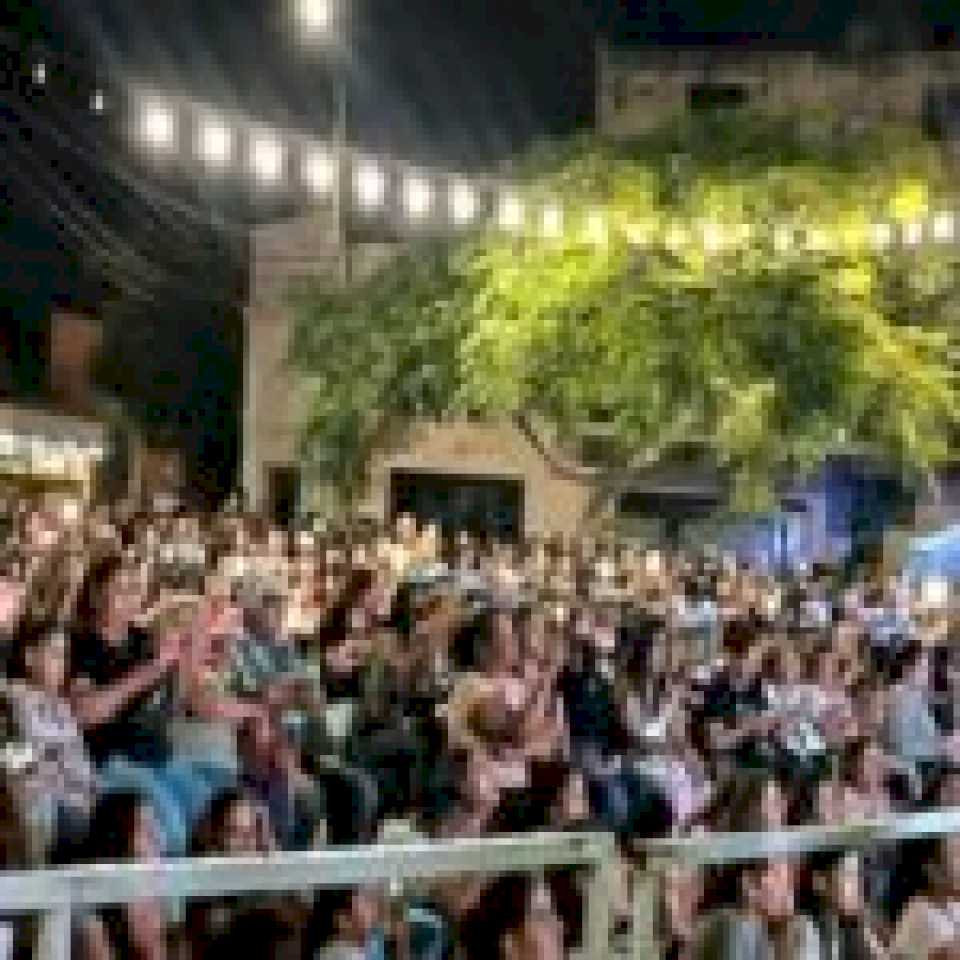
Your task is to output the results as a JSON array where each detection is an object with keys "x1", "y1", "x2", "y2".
[{"x1": 0, "y1": 403, "x2": 109, "y2": 502}]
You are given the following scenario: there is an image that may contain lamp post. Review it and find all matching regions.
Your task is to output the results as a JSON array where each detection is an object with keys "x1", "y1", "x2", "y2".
[
  {"x1": 291, "y1": 0, "x2": 350, "y2": 286},
  {"x1": 289, "y1": 0, "x2": 351, "y2": 521}
]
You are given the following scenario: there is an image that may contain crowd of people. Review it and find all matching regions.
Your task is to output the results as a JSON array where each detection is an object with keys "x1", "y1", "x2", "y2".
[{"x1": 0, "y1": 494, "x2": 960, "y2": 957}]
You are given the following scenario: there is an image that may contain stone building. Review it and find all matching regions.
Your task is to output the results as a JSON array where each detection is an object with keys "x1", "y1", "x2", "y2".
[
  {"x1": 242, "y1": 41, "x2": 956, "y2": 554},
  {"x1": 596, "y1": 43, "x2": 960, "y2": 138},
  {"x1": 0, "y1": 308, "x2": 110, "y2": 503}
]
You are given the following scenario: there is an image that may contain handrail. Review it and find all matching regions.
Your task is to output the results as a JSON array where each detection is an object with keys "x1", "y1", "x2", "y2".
[
  {"x1": 0, "y1": 831, "x2": 617, "y2": 960},
  {"x1": 0, "y1": 831, "x2": 610, "y2": 911},
  {"x1": 630, "y1": 806, "x2": 960, "y2": 958},
  {"x1": 641, "y1": 806, "x2": 960, "y2": 867},
  {"x1": 11, "y1": 813, "x2": 960, "y2": 960}
]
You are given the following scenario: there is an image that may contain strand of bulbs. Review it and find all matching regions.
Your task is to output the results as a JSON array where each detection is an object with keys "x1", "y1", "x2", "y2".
[{"x1": 32, "y1": 61, "x2": 960, "y2": 252}]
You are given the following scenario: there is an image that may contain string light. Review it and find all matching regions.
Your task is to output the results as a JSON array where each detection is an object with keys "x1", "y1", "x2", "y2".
[
  {"x1": 403, "y1": 174, "x2": 433, "y2": 219},
  {"x1": 302, "y1": 145, "x2": 335, "y2": 196},
  {"x1": 197, "y1": 114, "x2": 233, "y2": 170},
  {"x1": 584, "y1": 209, "x2": 608, "y2": 245},
  {"x1": 355, "y1": 159, "x2": 387, "y2": 210},
  {"x1": 774, "y1": 225, "x2": 794, "y2": 253},
  {"x1": 871, "y1": 222, "x2": 893, "y2": 250},
  {"x1": 122, "y1": 94, "x2": 960, "y2": 247},
  {"x1": 540, "y1": 204, "x2": 563, "y2": 238},
  {"x1": 933, "y1": 211, "x2": 955, "y2": 243},
  {"x1": 497, "y1": 193, "x2": 524, "y2": 232},
  {"x1": 450, "y1": 180, "x2": 478, "y2": 224},
  {"x1": 249, "y1": 131, "x2": 285, "y2": 185},
  {"x1": 903, "y1": 220, "x2": 924, "y2": 247},
  {"x1": 137, "y1": 98, "x2": 177, "y2": 152},
  {"x1": 702, "y1": 221, "x2": 723, "y2": 252}
]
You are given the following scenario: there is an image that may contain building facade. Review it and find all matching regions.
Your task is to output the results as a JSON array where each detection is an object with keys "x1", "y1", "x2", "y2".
[
  {"x1": 597, "y1": 43, "x2": 960, "y2": 138},
  {"x1": 242, "y1": 43, "x2": 956, "y2": 556}
]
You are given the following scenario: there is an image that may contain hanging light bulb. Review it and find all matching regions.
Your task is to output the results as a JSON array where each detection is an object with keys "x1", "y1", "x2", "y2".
[
  {"x1": 302, "y1": 145, "x2": 335, "y2": 196},
  {"x1": 584, "y1": 209, "x2": 608, "y2": 245},
  {"x1": 871, "y1": 222, "x2": 893, "y2": 250},
  {"x1": 402, "y1": 174, "x2": 433, "y2": 219},
  {"x1": 541, "y1": 203, "x2": 563, "y2": 238},
  {"x1": 903, "y1": 220, "x2": 924, "y2": 247},
  {"x1": 497, "y1": 193, "x2": 524, "y2": 232},
  {"x1": 933, "y1": 211, "x2": 955, "y2": 243},
  {"x1": 449, "y1": 180, "x2": 478, "y2": 224}
]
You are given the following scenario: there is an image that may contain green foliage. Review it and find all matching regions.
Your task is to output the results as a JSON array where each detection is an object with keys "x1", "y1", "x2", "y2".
[{"x1": 290, "y1": 110, "x2": 960, "y2": 510}]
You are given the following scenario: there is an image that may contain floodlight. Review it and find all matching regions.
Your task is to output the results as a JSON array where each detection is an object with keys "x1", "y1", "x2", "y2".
[
  {"x1": 541, "y1": 204, "x2": 563, "y2": 238},
  {"x1": 904, "y1": 220, "x2": 923, "y2": 247},
  {"x1": 403, "y1": 175, "x2": 433, "y2": 219},
  {"x1": 33, "y1": 61, "x2": 46, "y2": 85},
  {"x1": 497, "y1": 194, "x2": 524, "y2": 231},
  {"x1": 250, "y1": 131, "x2": 285, "y2": 185},
  {"x1": 933, "y1": 211, "x2": 955, "y2": 243},
  {"x1": 450, "y1": 180, "x2": 478, "y2": 224},
  {"x1": 137, "y1": 99, "x2": 177, "y2": 152},
  {"x1": 355, "y1": 159, "x2": 387, "y2": 209},
  {"x1": 198, "y1": 115, "x2": 233, "y2": 170},
  {"x1": 91, "y1": 90, "x2": 105, "y2": 114},
  {"x1": 302, "y1": 145, "x2": 335, "y2": 195}
]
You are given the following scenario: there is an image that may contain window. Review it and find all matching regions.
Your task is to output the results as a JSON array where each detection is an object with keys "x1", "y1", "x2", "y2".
[
  {"x1": 687, "y1": 82, "x2": 749, "y2": 111},
  {"x1": 923, "y1": 85, "x2": 960, "y2": 139},
  {"x1": 612, "y1": 75, "x2": 629, "y2": 113}
]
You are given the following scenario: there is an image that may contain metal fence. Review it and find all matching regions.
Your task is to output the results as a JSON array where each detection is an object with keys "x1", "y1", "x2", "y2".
[
  {"x1": 632, "y1": 806, "x2": 960, "y2": 958},
  {"x1": 0, "y1": 830, "x2": 616, "y2": 960},
  {"x1": 8, "y1": 811, "x2": 960, "y2": 960}
]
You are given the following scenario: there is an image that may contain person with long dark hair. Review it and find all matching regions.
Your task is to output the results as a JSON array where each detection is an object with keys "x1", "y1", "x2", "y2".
[{"x1": 67, "y1": 553, "x2": 228, "y2": 857}]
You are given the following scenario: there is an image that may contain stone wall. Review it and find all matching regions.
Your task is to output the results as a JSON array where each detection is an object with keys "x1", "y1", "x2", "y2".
[{"x1": 597, "y1": 45, "x2": 956, "y2": 138}]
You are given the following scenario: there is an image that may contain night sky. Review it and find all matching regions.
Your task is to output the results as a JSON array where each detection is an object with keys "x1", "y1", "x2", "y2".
[{"x1": 2, "y1": 0, "x2": 959, "y2": 503}]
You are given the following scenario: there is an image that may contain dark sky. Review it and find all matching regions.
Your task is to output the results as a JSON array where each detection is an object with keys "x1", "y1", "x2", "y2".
[
  {"x1": 13, "y1": 1, "x2": 960, "y2": 168},
  {"x1": 2, "y1": 0, "x2": 959, "y2": 502}
]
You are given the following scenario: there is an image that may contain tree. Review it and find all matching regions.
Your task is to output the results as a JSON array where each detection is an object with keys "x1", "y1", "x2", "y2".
[{"x1": 290, "y1": 109, "x2": 960, "y2": 513}]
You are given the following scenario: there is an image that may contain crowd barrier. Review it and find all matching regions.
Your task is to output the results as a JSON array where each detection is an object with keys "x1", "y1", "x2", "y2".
[
  {"x1": 633, "y1": 806, "x2": 960, "y2": 957},
  {"x1": 7, "y1": 810, "x2": 960, "y2": 960},
  {"x1": 0, "y1": 831, "x2": 616, "y2": 960}
]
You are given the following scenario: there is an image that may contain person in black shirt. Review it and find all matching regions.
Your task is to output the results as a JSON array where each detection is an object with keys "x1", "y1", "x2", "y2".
[{"x1": 68, "y1": 554, "x2": 229, "y2": 857}]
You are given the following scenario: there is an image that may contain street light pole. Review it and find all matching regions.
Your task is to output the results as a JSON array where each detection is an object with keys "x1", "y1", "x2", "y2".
[{"x1": 332, "y1": 70, "x2": 350, "y2": 288}]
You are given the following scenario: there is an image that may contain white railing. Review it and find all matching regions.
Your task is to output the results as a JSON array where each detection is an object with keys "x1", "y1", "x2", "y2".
[
  {"x1": 10, "y1": 811, "x2": 960, "y2": 960},
  {"x1": 632, "y1": 806, "x2": 960, "y2": 958},
  {"x1": 0, "y1": 831, "x2": 616, "y2": 960}
]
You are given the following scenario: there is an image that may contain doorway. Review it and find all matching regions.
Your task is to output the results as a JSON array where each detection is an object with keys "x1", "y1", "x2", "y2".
[{"x1": 389, "y1": 470, "x2": 524, "y2": 542}]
